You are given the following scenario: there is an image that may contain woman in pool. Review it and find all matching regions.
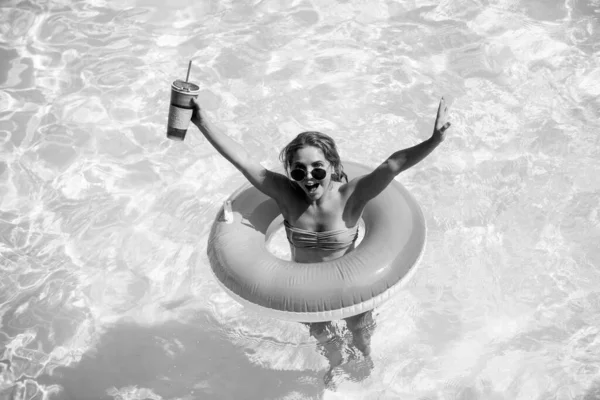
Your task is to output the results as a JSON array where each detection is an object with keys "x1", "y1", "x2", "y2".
[{"x1": 190, "y1": 97, "x2": 451, "y2": 379}]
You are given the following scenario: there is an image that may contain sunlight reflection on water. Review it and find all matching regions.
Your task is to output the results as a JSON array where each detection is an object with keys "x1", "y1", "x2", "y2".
[{"x1": 0, "y1": 0, "x2": 599, "y2": 399}]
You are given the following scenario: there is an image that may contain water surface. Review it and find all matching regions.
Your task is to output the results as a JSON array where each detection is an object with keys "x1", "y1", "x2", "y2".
[{"x1": 1, "y1": 0, "x2": 599, "y2": 399}]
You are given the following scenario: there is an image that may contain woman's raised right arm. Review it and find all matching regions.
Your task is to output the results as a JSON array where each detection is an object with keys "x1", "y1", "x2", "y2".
[{"x1": 190, "y1": 98, "x2": 291, "y2": 201}]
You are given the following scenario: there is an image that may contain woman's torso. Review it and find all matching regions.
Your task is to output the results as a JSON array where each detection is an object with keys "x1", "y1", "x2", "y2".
[{"x1": 277, "y1": 181, "x2": 363, "y2": 263}]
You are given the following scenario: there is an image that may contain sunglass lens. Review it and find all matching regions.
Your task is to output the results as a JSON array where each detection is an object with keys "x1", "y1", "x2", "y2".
[
  {"x1": 312, "y1": 168, "x2": 327, "y2": 180},
  {"x1": 290, "y1": 169, "x2": 306, "y2": 181}
]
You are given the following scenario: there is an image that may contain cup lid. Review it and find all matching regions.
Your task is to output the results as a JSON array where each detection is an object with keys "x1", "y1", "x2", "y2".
[{"x1": 172, "y1": 80, "x2": 200, "y2": 92}]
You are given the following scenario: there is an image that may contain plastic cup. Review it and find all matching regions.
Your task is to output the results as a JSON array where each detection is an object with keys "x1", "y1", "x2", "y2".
[{"x1": 166, "y1": 79, "x2": 200, "y2": 141}]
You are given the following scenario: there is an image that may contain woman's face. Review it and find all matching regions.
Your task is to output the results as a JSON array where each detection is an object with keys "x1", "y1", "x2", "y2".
[{"x1": 290, "y1": 146, "x2": 332, "y2": 201}]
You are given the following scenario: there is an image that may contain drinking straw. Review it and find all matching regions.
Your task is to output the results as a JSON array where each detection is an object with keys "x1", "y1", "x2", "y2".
[{"x1": 185, "y1": 60, "x2": 192, "y2": 82}]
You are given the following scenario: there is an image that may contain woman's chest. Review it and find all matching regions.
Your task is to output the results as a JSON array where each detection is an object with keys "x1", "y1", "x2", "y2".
[{"x1": 282, "y1": 195, "x2": 354, "y2": 231}]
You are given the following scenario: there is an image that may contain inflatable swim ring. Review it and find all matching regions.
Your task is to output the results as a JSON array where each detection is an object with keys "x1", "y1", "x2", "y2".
[{"x1": 207, "y1": 161, "x2": 426, "y2": 322}]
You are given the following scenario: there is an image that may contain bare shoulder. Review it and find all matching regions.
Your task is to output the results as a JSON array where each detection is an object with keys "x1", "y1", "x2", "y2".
[
  {"x1": 273, "y1": 173, "x2": 301, "y2": 199},
  {"x1": 338, "y1": 176, "x2": 362, "y2": 198},
  {"x1": 273, "y1": 179, "x2": 305, "y2": 216},
  {"x1": 337, "y1": 178, "x2": 367, "y2": 223}
]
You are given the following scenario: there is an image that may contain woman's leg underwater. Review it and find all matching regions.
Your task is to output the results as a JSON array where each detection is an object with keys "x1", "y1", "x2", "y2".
[
  {"x1": 344, "y1": 310, "x2": 375, "y2": 357},
  {"x1": 303, "y1": 321, "x2": 344, "y2": 384}
]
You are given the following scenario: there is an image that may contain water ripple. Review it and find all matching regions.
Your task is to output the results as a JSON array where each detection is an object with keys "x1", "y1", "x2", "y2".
[{"x1": 0, "y1": 0, "x2": 599, "y2": 398}]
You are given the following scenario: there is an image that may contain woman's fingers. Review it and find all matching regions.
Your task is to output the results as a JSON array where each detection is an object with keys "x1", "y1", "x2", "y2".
[
  {"x1": 435, "y1": 98, "x2": 449, "y2": 130},
  {"x1": 432, "y1": 97, "x2": 451, "y2": 142},
  {"x1": 190, "y1": 98, "x2": 203, "y2": 125},
  {"x1": 435, "y1": 98, "x2": 445, "y2": 125},
  {"x1": 434, "y1": 100, "x2": 441, "y2": 124}
]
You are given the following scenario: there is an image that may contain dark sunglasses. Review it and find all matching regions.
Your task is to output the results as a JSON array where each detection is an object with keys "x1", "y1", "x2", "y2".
[{"x1": 290, "y1": 168, "x2": 327, "y2": 182}]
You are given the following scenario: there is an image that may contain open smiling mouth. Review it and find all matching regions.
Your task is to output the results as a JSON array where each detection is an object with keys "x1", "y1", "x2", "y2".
[{"x1": 305, "y1": 182, "x2": 319, "y2": 193}]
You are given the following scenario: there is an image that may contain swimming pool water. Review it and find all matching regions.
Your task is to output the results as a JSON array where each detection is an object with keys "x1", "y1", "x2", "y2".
[{"x1": 1, "y1": 0, "x2": 599, "y2": 399}]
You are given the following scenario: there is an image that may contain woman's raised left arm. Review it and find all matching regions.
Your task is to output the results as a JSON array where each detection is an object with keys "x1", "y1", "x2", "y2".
[{"x1": 346, "y1": 97, "x2": 452, "y2": 205}]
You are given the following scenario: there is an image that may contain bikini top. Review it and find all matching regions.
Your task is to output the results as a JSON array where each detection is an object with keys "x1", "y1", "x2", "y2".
[{"x1": 283, "y1": 220, "x2": 359, "y2": 251}]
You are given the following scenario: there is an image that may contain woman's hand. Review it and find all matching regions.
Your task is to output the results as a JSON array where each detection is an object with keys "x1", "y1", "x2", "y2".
[
  {"x1": 432, "y1": 97, "x2": 451, "y2": 143},
  {"x1": 190, "y1": 97, "x2": 207, "y2": 127}
]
